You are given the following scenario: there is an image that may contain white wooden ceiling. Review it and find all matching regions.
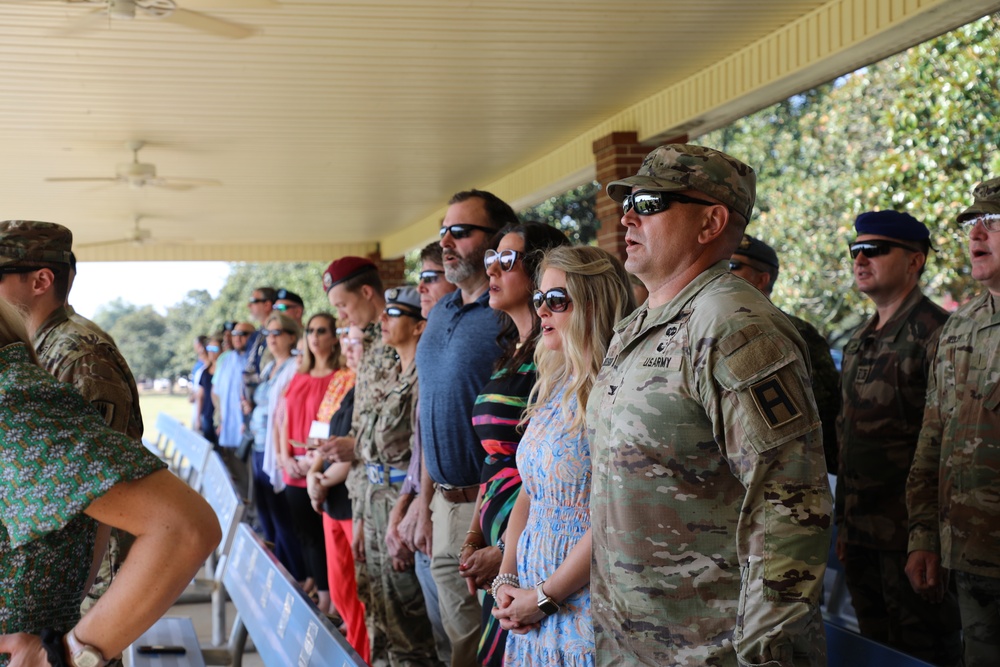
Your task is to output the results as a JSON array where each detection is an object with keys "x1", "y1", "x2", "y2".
[{"x1": 0, "y1": 0, "x2": 994, "y2": 261}]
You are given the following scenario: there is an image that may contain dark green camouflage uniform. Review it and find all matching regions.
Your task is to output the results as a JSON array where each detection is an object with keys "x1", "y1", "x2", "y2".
[
  {"x1": 588, "y1": 265, "x2": 831, "y2": 667},
  {"x1": 837, "y1": 286, "x2": 959, "y2": 665},
  {"x1": 785, "y1": 311, "x2": 840, "y2": 473}
]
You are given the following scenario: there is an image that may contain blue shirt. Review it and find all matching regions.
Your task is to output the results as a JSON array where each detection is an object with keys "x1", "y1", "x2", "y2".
[
  {"x1": 213, "y1": 349, "x2": 249, "y2": 447},
  {"x1": 417, "y1": 289, "x2": 503, "y2": 487}
]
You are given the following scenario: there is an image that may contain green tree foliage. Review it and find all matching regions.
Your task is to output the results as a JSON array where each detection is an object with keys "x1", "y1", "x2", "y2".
[
  {"x1": 519, "y1": 182, "x2": 601, "y2": 245},
  {"x1": 93, "y1": 298, "x2": 141, "y2": 333},
  {"x1": 106, "y1": 306, "x2": 170, "y2": 381},
  {"x1": 702, "y1": 14, "x2": 1000, "y2": 343},
  {"x1": 163, "y1": 289, "x2": 213, "y2": 380}
]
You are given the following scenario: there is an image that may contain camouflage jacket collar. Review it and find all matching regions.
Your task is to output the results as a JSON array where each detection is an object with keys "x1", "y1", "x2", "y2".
[
  {"x1": 861, "y1": 285, "x2": 928, "y2": 343},
  {"x1": 968, "y1": 290, "x2": 1000, "y2": 327},
  {"x1": 31, "y1": 305, "x2": 70, "y2": 351},
  {"x1": 615, "y1": 260, "x2": 729, "y2": 343}
]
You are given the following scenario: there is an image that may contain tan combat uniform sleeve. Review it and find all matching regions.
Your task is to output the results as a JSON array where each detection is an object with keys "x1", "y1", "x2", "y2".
[
  {"x1": 56, "y1": 354, "x2": 137, "y2": 436},
  {"x1": 708, "y1": 323, "x2": 832, "y2": 666},
  {"x1": 907, "y1": 340, "x2": 944, "y2": 554}
]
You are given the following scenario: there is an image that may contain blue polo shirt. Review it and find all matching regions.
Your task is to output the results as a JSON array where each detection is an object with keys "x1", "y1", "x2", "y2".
[{"x1": 417, "y1": 289, "x2": 502, "y2": 487}]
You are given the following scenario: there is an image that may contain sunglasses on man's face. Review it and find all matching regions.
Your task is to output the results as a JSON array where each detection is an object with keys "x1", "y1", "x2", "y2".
[
  {"x1": 532, "y1": 287, "x2": 572, "y2": 313},
  {"x1": 306, "y1": 327, "x2": 330, "y2": 336},
  {"x1": 439, "y1": 224, "x2": 495, "y2": 240},
  {"x1": 419, "y1": 270, "x2": 444, "y2": 284},
  {"x1": 248, "y1": 298, "x2": 269, "y2": 305},
  {"x1": 484, "y1": 249, "x2": 523, "y2": 272},
  {"x1": 848, "y1": 239, "x2": 917, "y2": 260},
  {"x1": 622, "y1": 190, "x2": 720, "y2": 216}
]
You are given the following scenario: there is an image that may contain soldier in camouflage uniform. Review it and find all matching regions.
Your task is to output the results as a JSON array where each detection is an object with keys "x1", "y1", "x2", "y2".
[
  {"x1": 355, "y1": 286, "x2": 437, "y2": 666},
  {"x1": 319, "y1": 256, "x2": 400, "y2": 666},
  {"x1": 835, "y1": 210, "x2": 959, "y2": 664},
  {"x1": 0, "y1": 220, "x2": 146, "y2": 666},
  {"x1": 588, "y1": 145, "x2": 832, "y2": 666},
  {"x1": 907, "y1": 177, "x2": 1000, "y2": 667},
  {"x1": 730, "y1": 234, "x2": 841, "y2": 472}
]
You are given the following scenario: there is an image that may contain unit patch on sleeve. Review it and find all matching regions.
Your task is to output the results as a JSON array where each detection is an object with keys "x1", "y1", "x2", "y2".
[{"x1": 749, "y1": 374, "x2": 802, "y2": 428}]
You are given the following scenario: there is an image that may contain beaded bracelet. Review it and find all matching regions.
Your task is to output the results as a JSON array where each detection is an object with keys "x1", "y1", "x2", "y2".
[{"x1": 490, "y1": 573, "x2": 520, "y2": 600}]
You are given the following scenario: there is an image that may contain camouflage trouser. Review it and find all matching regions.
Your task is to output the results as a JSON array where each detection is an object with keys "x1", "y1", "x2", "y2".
[
  {"x1": 363, "y1": 478, "x2": 438, "y2": 667},
  {"x1": 844, "y1": 545, "x2": 962, "y2": 666},
  {"x1": 955, "y1": 570, "x2": 1000, "y2": 667},
  {"x1": 80, "y1": 528, "x2": 135, "y2": 667},
  {"x1": 352, "y1": 494, "x2": 389, "y2": 667}
]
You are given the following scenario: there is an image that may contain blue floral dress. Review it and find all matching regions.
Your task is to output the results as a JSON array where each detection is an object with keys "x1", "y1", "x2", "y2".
[{"x1": 505, "y1": 388, "x2": 593, "y2": 666}]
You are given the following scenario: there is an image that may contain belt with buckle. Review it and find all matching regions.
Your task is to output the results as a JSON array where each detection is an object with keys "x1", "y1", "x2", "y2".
[
  {"x1": 365, "y1": 462, "x2": 407, "y2": 486},
  {"x1": 435, "y1": 483, "x2": 479, "y2": 503}
]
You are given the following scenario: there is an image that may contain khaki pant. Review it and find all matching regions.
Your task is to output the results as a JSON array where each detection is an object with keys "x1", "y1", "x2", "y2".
[{"x1": 430, "y1": 492, "x2": 481, "y2": 667}]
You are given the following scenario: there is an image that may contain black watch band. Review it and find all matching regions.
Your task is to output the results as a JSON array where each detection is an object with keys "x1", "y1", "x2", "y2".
[{"x1": 40, "y1": 629, "x2": 68, "y2": 667}]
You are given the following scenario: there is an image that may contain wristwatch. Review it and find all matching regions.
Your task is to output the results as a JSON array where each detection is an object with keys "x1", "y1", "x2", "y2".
[
  {"x1": 65, "y1": 630, "x2": 107, "y2": 667},
  {"x1": 535, "y1": 580, "x2": 560, "y2": 616}
]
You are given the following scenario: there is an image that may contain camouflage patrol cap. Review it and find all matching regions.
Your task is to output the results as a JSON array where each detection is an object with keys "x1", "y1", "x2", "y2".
[
  {"x1": 607, "y1": 144, "x2": 757, "y2": 222},
  {"x1": 734, "y1": 234, "x2": 779, "y2": 269},
  {"x1": 957, "y1": 177, "x2": 1000, "y2": 223},
  {"x1": 0, "y1": 220, "x2": 73, "y2": 268}
]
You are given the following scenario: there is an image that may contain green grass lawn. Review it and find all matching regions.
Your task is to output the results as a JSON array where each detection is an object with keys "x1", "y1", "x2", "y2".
[{"x1": 139, "y1": 392, "x2": 195, "y2": 440}]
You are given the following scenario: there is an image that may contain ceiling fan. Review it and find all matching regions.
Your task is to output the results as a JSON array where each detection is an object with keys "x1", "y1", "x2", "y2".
[
  {"x1": 46, "y1": 140, "x2": 222, "y2": 191},
  {"x1": 51, "y1": 0, "x2": 266, "y2": 39},
  {"x1": 76, "y1": 215, "x2": 188, "y2": 248}
]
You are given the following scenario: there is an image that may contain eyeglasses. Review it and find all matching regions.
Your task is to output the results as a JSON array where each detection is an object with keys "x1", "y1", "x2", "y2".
[
  {"x1": 206, "y1": 345, "x2": 220, "y2": 353},
  {"x1": 248, "y1": 298, "x2": 269, "y2": 305},
  {"x1": 439, "y1": 224, "x2": 495, "y2": 240},
  {"x1": 306, "y1": 326, "x2": 330, "y2": 335},
  {"x1": 231, "y1": 331, "x2": 251, "y2": 337},
  {"x1": 0, "y1": 266, "x2": 43, "y2": 281},
  {"x1": 532, "y1": 287, "x2": 572, "y2": 312},
  {"x1": 341, "y1": 337, "x2": 362, "y2": 347},
  {"x1": 335, "y1": 326, "x2": 350, "y2": 336},
  {"x1": 419, "y1": 270, "x2": 445, "y2": 284},
  {"x1": 622, "y1": 190, "x2": 720, "y2": 216},
  {"x1": 962, "y1": 214, "x2": 1000, "y2": 233},
  {"x1": 848, "y1": 239, "x2": 918, "y2": 259},
  {"x1": 484, "y1": 249, "x2": 523, "y2": 272},
  {"x1": 263, "y1": 329, "x2": 291, "y2": 337},
  {"x1": 384, "y1": 306, "x2": 423, "y2": 320},
  {"x1": 273, "y1": 303, "x2": 300, "y2": 312}
]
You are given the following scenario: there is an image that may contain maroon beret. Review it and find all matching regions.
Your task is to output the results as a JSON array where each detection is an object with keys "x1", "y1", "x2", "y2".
[{"x1": 322, "y1": 256, "x2": 377, "y2": 292}]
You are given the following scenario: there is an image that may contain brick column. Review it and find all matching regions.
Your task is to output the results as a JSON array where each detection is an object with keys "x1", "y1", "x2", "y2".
[
  {"x1": 592, "y1": 131, "x2": 688, "y2": 263},
  {"x1": 368, "y1": 249, "x2": 407, "y2": 289},
  {"x1": 592, "y1": 132, "x2": 647, "y2": 262}
]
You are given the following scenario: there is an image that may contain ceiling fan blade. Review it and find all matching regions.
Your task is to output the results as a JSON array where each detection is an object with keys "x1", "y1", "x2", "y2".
[
  {"x1": 182, "y1": 0, "x2": 280, "y2": 8},
  {"x1": 75, "y1": 237, "x2": 136, "y2": 249},
  {"x1": 163, "y1": 7, "x2": 255, "y2": 39},
  {"x1": 157, "y1": 176, "x2": 222, "y2": 186},
  {"x1": 45, "y1": 176, "x2": 119, "y2": 183}
]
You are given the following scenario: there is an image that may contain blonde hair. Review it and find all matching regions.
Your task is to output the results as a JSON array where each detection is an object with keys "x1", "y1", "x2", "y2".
[
  {"x1": 0, "y1": 298, "x2": 38, "y2": 365},
  {"x1": 298, "y1": 312, "x2": 341, "y2": 373},
  {"x1": 526, "y1": 246, "x2": 635, "y2": 433}
]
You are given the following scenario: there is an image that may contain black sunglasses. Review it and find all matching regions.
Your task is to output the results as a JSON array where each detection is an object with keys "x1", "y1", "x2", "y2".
[
  {"x1": 532, "y1": 287, "x2": 572, "y2": 313},
  {"x1": 248, "y1": 297, "x2": 269, "y2": 305},
  {"x1": 622, "y1": 190, "x2": 720, "y2": 216},
  {"x1": 848, "y1": 239, "x2": 918, "y2": 259},
  {"x1": 263, "y1": 328, "x2": 292, "y2": 337},
  {"x1": 384, "y1": 306, "x2": 423, "y2": 320},
  {"x1": 419, "y1": 270, "x2": 444, "y2": 284},
  {"x1": 484, "y1": 249, "x2": 523, "y2": 272},
  {"x1": 439, "y1": 224, "x2": 495, "y2": 240},
  {"x1": 306, "y1": 327, "x2": 330, "y2": 335}
]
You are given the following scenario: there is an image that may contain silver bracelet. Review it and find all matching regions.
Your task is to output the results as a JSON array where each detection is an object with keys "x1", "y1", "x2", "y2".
[{"x1": 490, "y1": 573, "x2": 519, "y2": 600}]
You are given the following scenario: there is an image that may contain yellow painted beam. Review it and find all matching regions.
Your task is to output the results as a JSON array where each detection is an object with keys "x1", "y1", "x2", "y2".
[
  {"x1": 380, "y1": 0, "x2": 1000, "y2": 258},
  {"x1": 74, "y1": 242, "x2": 380, "y2": 263}
]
